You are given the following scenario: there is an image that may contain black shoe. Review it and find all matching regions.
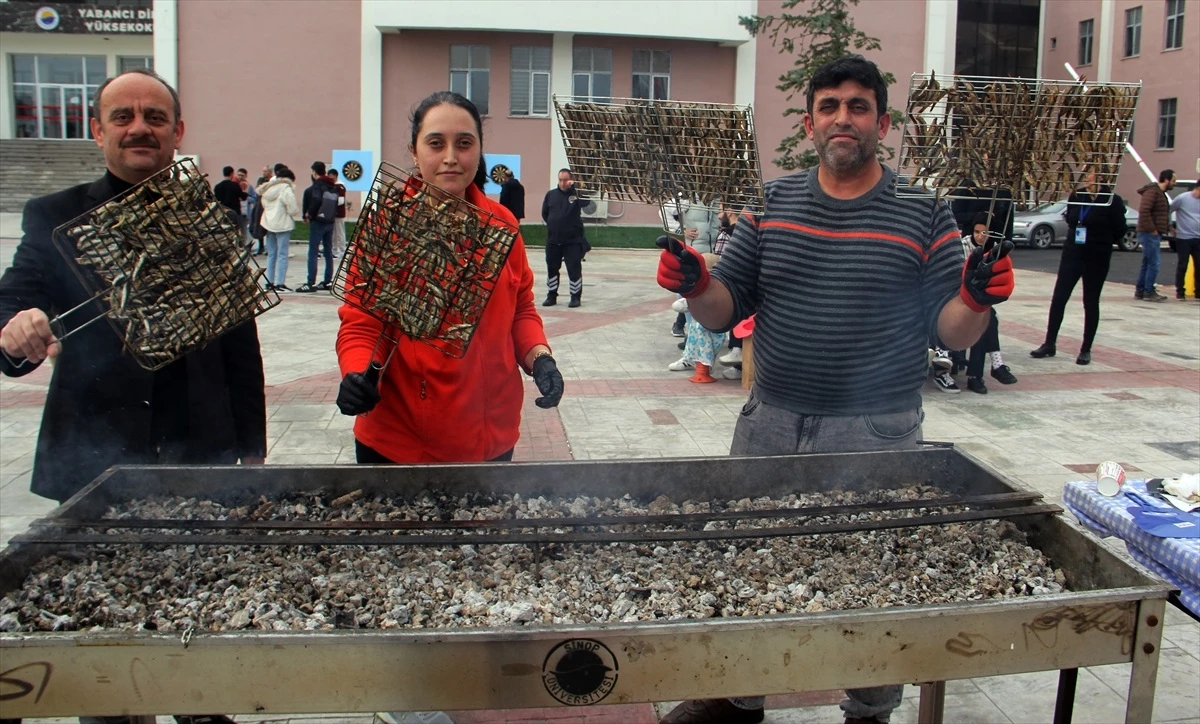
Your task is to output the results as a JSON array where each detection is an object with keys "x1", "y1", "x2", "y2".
[
  {"x1": 967, "y1": 377, "x2": 988, "y2": 394},
  {"x1": 542, "y1": 294, "x2": 557, "y2": 307},
  {"x1": 1144, "y1": 290, "x2": 1168, "y2": 302},
  {"x1": 991, "y1": 365, "x2": 1018, "y2": 384},
  {"x1": 1076, "y1": 349, "x2": 1091, "y2": 365},
  {"x1": 316, "y1": 280, "x2": 332, "y2": 291},
  {"x1": 568, "y1": 293, "x2": 581, "y2": 308},
  {"x1": 1179, "y1": 292, "x2": 1188, "y2": 301},
  {"x1": 660, "y1": 698, "x2": 764, "y2": 724},
  {"x1": 295, "y1": 283, "x2": 316, "y2": 293},
  {"x1": 677, "y1": 341, "x2": 686, "y2": 350},
  {"x1": 1030, "y1": 343, "x2": 1056, "y2": 358},
  {"x1": 1135, "y1": 291, "x2": 1144, "y2": 300},
  {"x1": 671, "y1": 324, "x2": 685, "y2": 338}
]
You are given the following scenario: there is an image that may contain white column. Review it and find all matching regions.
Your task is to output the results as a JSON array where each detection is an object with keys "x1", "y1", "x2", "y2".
[
  {"x1": 734, "y1": 36, "x2": 756, "y2": 107},
  {"x1": 548, "y1": 32, "x2": 574, "y2": 189},
  {"x1": 1036, "y1": 0, "x2": 1048, "y2": 78},
  {"x1": 152, "y1": 0, "x2": 178, "y2": 87},
  {"x1": 1096, "y1": 0, "x2": 1115, "y2": 81},
  {"x1": 922, "y1": 0, "x2": 958, "y2": 75},
  {"x1": 360, "y1": 18, "x2": 383, "y2": 165}
]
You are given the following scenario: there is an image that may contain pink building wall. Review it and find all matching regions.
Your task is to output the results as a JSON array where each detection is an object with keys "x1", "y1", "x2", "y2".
[
  {"x1": 1042, "y1": 0, "x2": 1198, "y2": 198},
  {"x1": 176, "y1": 0, "x2": 361, "y2": 201},
  {"x1": 751, "y1": 0, "x2": 928, "y2": 182}
]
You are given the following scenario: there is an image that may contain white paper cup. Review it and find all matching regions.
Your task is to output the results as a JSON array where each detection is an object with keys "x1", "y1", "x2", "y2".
[{"x1": 1097, "y1": 461, "x2": 1126, "y2": 496}]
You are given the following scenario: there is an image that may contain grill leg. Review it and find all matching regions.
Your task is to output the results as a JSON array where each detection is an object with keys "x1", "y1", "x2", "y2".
[
  {"x1": 917, "y1": 681, "x2": 945, "y2": 724},
  {"x1": 1126, "y1": 598, "x2": 1167, "y2": 723},
  {"x1": 1052, "y1": 668, "x2": 1077, "y2": 724}
]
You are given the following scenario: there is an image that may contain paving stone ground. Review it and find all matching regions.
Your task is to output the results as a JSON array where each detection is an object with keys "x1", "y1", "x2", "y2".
[{"x1": 1, "y1": 221, "x2": 1197, "y2": 723}]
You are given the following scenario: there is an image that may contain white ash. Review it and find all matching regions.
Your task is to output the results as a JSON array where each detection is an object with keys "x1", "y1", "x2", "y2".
[{"x1": 0, "y1": 487, "x2": 1068, "y2": 633}]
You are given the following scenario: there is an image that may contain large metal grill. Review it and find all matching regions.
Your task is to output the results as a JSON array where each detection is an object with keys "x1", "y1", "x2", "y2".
[
  {"x1": 896, "y1": 73, "x2": 1139, "y2": 206},
  {"x1": 331, "y1": 163, "x2": 518, "y2": 359},
  {"x1": 11, "y1": 158, "x2": 279, "y2": 371},
  {"x1": 553, "y1": 96, "x2": 765, "y2": 219},
  {"x1": 0, "y1": 448, "x2": 1172, "y2": 722}
]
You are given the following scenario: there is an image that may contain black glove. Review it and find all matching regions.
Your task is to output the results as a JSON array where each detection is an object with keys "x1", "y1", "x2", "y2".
[
  {"x1": 336, "y1": 363, "x2": 382, "y2": 416},
  {"x1": 959, "y1": 239, "x2": 1015, "y2": 312},
  {"x1": 655, "y1": 235, "x2": 710, "y2": 297},
  {"x1": 532, "y1": 354, "x2": 564, "y2": 409}
]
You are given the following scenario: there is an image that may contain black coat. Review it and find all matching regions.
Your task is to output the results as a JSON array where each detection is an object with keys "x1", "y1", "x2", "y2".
[
  {"x1": 499, "y1": 178, "x2": 525, "y2": 220},
  {"x1": 1064, "y1": 189, "x2": 1127, "y2": 253},
  {"x1": 541, "y1": 186, "x2": 586, "y2": 245},
  {"x1": 0, "y1": 172, "x2": 267, "y2": 502}
]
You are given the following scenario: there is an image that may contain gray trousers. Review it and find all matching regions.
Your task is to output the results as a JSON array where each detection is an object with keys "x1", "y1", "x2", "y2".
[{"x1": 727, "y1": 389, "x2": 921, "y2": 722}]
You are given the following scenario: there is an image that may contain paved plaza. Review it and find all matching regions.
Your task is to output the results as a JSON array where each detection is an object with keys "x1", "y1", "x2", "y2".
[{"x1": 1, "y1": 215, "x2": 1197, "y2": 723}]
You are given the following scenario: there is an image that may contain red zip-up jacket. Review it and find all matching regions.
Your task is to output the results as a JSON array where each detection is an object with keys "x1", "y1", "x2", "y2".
[{"x1": 336, "y1": 182, "x2": 549, "y2": 462}]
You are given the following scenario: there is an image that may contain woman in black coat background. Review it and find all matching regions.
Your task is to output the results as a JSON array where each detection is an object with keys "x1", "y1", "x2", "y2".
[{"x1": 1030, "y1": 170, "x2": 1128, "y2": 365}]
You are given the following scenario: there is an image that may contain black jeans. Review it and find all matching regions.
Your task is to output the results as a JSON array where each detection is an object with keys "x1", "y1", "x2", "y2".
[
  {"x1": 967, "y1": 309, "x2": 1000, "y2": 379},
  {"x1": 355, "y1": 440, "x2": 514, "y2": 463},
  {"x1": 545, "y1": 241, "x2": 584, "y2": 297},
  {"x1": 1045, "y1": 247, "x2": 1112, "y2": 352},
  {"x1": 1175, "y1": 237, "x2": 1200, "y2": 297}
]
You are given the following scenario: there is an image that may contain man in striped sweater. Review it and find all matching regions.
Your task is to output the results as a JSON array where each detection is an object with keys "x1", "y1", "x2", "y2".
[{"x1": 655, "y1": 55, "x2": 1015, "y2": 724}]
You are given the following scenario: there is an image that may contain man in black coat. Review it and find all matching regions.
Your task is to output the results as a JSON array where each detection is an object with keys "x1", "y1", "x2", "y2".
[
  {"x1": 0, "y1": 68, "x2": 267, "y2": 506},
  {"x1": 498, "y1": 169, "x2": 525, "y2": 221},
  {"x1": 541, "y1": 168, "x2": 593, "y2": 308}
]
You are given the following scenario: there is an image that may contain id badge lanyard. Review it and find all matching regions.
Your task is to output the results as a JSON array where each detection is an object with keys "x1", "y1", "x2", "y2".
[{"x1": 1075, "y1": 206, "x2": 1091, "y2": 244}]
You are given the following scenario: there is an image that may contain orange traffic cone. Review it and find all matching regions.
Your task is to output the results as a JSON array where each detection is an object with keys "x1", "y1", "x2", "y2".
[{"x1": 689, "y1": 363, "x2": 717, "y2": 383}]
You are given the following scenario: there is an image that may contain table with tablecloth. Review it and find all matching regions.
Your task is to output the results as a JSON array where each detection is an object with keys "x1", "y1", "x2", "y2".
[{"x1": 1063, "y1": 478, "x2": 1200, "y2": 616}]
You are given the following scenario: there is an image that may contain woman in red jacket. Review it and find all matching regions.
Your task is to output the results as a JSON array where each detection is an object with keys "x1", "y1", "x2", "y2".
[{"x1": 334, "y1": 91, "x2": 563, "y2": 463}]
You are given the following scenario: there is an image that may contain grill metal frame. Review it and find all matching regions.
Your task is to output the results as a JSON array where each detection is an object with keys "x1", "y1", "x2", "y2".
[{"x1": 0, "y1": 448, "x2": 1171, "y2": 721}]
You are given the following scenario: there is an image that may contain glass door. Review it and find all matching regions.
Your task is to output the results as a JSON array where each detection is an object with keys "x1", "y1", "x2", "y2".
[
  {"x1": 63, "y1": 85, "x2": 87, "y2": 139},
  {"x1": 40, "y1": 86, "x2": 62, "y2": 139}
]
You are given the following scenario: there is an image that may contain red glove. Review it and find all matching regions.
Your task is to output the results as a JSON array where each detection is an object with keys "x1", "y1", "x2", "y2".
[
  {"x1": 959, "y1": 240, "x2": 1015, "y2": 312},
  {"x1": 656, "y1": 236, "x2": 710, "y2": 298}
]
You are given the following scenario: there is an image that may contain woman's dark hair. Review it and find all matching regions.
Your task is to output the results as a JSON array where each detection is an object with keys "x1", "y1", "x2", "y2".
[
  {"x1": 410, "y1": 91, "x2": 488, "y2": 192},
  {"x1": 279, "y1": 168, "x2": 295, "y2": 181},
  {"x1": 805, "y1": 54, "x2": 888, "y2": 118}
]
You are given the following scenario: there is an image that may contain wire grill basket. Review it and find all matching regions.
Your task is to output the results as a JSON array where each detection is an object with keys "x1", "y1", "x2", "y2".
[
  {"x1": 896, "y1": 73, "x2": 1139, "y2": 206},
  {"x1": 331, "y1": 163, "x2": 519, "y2": 358},
  {"x1": 46, "y1": 158, "x2": 278, "y2": 372},
  {"x1": 553, "y1": 96, "x2": 765, "y2": 218}
]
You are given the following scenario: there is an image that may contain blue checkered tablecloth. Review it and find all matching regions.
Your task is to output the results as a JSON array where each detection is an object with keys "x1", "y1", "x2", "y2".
[{"x1": 1064, "y1": 479, "x2": 1200, "y2": 616}]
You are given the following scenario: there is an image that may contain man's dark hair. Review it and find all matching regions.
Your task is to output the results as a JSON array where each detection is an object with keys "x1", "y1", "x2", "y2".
[
  {"x1": 91, "y1": 67, "x2": 182, "y2": 125},
  {"x1": 328, "y1": 168, "x2": 339, "y2": 179},
  {"x1": 409, "y1": 91, "x2": 488, "y2": 191},
  {"x1": 805, "y1": 54, "x2": 888, "y2": 118},
  {"x1": 1159, "y1": 168, "x2": 1175, "y2": 183},
  {"x1": 311, "y1": 161, "x2": 326, "y2": 175},
  {"x1": 237, "y1": 167, "x2": 247, "y2": 174},
  {"x1": 558, "y1": 168, "x2": 572, "y2": 177},
  {"x1": 222, "y1": 165, "x2": 235, "y2": 177}
]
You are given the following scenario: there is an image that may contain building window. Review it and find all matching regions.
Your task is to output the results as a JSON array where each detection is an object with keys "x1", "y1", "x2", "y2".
[
  {"x1": 449, "y1": 45, "x2": 489, "y2": 115},
  {"x1": 1165, "y1": 0, "x2": 1185, "y2": 49},
  {"x1": 1078, "y1": 19, "x2": 1094, "y2": 65},
  {"x1": 118, "y1": 56, "x2": 154, "y2": 73},
  {"x1": 1156, "y1": 98, "x2": 1176, "y2": 149},
  {"x1": 632, "y1": 50, "x2": 670, "y2": 100},
  {"x1": 572, "y1": 48, "x2": 612, "y2": 102},
  {"x1": 1124, "y1": 7, "x2": 1142, "y2": 56},
  {"x1": 11, "y1": 54, "x2": 106, "y2": 140},
  {"x1": 509, "y1": 47, "x2": 551, "y2": 117}
]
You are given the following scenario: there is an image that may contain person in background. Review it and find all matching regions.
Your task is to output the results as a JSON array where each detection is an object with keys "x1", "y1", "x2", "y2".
[
  {"x1": 498, "y1": 168, "x2": 525, "y2": 222},
  {"x1": 715, "y1": 205, "x2": 745, "y2": 379},
  {"x1": 958, "y1": 212, "x2": 1018, "y2": 393},
  {"x1": 239, "y1": 167, "x2": 264, "y2": 255},
  {"x1": 328, "y1": 167, "x2": 349, "y2": 258},
  {"x1": 654, "y1": 54, "x2": 1011, "y2": 724},
  {"x1": 0, "y1": 67, "x2": 260, "y2": 724},
  {"x1": 1030, "y1": 169, "x2": 1127, "y2": 365},
  {"x1": 213, "y1": 164, "x2": 247, "y2": 232},
  {"x1": 541, "y1": 168, "x2": 591, "y2": 307},
  {"x1": 1169, "y1": 185, "x2": 1200, "y2": 301},
  {"x1": 1134, "y1": 168, "x2": 1175, "y2": 302},
  {"x1": 297, "y1": 161, "x2": 337, "y2": 293},
  {"x1": 667, "y1": 254, "x2": 728, "y2": 383},
  {"x1": 256, "y1": 165, "x2": 273, "y2": 187},
  {"x1": 258, "y1": 166, "x2": 299, "y2": 292},
  {"x1": 664, "y1": 195, "x2": 718, "y2": 337}
]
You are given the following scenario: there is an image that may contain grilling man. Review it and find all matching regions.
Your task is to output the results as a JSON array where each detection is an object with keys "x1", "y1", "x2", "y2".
[
  {"x1": 655, "y1": 55, "x2": 1014, "y2": 724},
  {"x1": 0, "y1": 68, "x2": 266, "y2": 516}
]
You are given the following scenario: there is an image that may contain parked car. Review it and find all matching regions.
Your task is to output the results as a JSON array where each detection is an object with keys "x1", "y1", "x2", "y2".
[{"x1": 1013, "y1": 200, "x2": 1140, "y2": 252}]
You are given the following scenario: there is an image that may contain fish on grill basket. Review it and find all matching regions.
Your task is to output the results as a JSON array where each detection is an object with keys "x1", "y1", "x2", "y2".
[
  {"x1": 30, "y1": 158, "x2": 280, "y2": 371},
  {"x1": 332, "y1": 162, "x2": 518, "y2": 362}
]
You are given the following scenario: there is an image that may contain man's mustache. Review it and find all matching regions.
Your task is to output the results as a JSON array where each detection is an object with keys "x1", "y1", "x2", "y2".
[{"x1": 121, "y1": 137, "x2": 160, "y2": 149}]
